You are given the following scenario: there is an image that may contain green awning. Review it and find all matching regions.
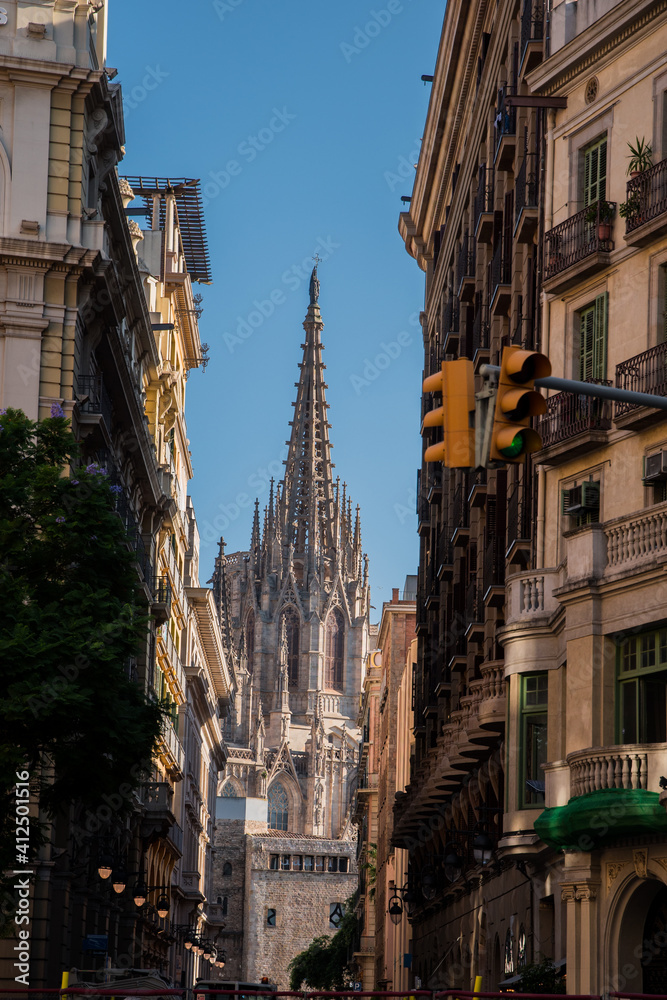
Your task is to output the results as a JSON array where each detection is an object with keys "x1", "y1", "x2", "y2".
[{"x1": 534, "y1": 788, "x2": 667, "y2": 851}]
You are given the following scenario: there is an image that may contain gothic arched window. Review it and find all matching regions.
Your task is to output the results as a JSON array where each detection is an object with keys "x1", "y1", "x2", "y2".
[
  {"x1": 245, "y1": 611, "x2": 255, "y2": 675},
  {"x1": 221, "y1": 782, "x2": 238, "y2": 798},
  {"x1": 222, "y1": 861, "x2": 232, "y2": 877},
  {"x1": 282, "y1": 606, "x2": 300, "y2": 687},
  {"x1": 325, "y1": 607, "x2": 344, "y2": 691},
  {"x1": 267, "y1": 781, "x2": 289, "y2": 831}
]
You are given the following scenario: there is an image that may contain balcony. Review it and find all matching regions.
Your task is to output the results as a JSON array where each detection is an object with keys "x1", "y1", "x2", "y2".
[
  {"x1": 505, "y1": 568, "x2": 560, "y2": 627},
  {"x1": 442, "y1": 296, "x2": 460, "y2": 355},
  {"x1": 457, "y1": 233, "x2": 476, "y2": 301},
  {"x1": 76, "y1": 375, "x2": 112, "y2": 435},
  {"x1": 471, "y1": 303, "x2": 490, "y2": 361},
  {"x1": 537, "y1": 384, "x2": 612, "y2": 463},
  {"x1": 539, "y1": 744, "x2": 667, "y2": 849},
  {"x1": 605, "y1": 501, "x2": 667, "y2": 580},
  {"x1": 489, "y1": 241, "x2": 511, "y2": 315},
  {"x1": 614, "y1": 341, "x2": 667, "y2": 430},
  {"x1": 174, "y1": 868, "x2": 204, "y2": 901},
  {"x1": 514, "y1": 153, "x2": 538, "y2": 244},
  {"x1": 622, "y1": 157, "x2": 667, "y2": 247},
  {"x1": 543, "y1": 202, "x2": 616, "y2": 293},
  {"x1": 483, "y1": 535, "x2": 505, "y2": 609},
  {"x1": 140, "y1": 781, "x2": 177, "y2": 839},
  {"x1": 494, "y1": 95, "x2": 516, "y2": 170},
  {"x1": 506, "y1": 481, "x2": 531, "y2": 565},
  {"x1": 451, "y1": 480, "x2": 470, "y2": 544},
  {"x1": 474, "y1": 165, "x2": 495, "y2": 243},
  {"x1": 151, "y1": 575, "x2": 172, "y2": 626},
  {"x1": 157, "y1": 717, "x2": 185, "y2": 779},
  {"x1": 437, "y1": 528, "x2": 454, "y2": 580},
  {"x1": 417, "y1": 496, "x2": 431, "y2": 536},
  {"x1": 465, "y1": 581, "x2": 484, "y2": 643},
  {"x1": 519, "y1": 0, "x2": 544, "y2": 75}
]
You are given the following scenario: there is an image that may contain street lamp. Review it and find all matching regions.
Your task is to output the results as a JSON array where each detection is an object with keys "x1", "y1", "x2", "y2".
[
  {"x1": 132, "y1": 880, "x2": 148, "y2": 908},
  {"x1": 156, "y1": 893, "x2": 170, "y2": 919},
  {"x1": 472, "y1": 830, "x2": 494, "y2": 866},
  {"x1": 112, "y1": 868, "x2": 127, "y2": 894},
  {"x1": 98, "y1": 854, "x2": 114, "y2": 880}
]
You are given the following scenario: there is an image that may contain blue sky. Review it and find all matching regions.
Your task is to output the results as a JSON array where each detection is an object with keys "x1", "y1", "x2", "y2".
[{"x1": 110, "y1": 0, "x2": 443, "y2": 614}]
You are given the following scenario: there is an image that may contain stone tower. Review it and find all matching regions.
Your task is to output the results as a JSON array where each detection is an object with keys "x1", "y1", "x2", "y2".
[{"x1": 210, "y1": 267, "x2": 369, "y2": 985}]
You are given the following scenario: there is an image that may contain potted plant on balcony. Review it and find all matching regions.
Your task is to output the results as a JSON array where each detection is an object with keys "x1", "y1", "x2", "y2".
[
  {"x1": 584, "y1": 199, "x2": 614, "y2": 241},
  {"x1": 626, "y1": 136, "x2": 653, "y2": 177},
  {"x1": 619, "y1": 190, "x2": 641, "y2": 220}
]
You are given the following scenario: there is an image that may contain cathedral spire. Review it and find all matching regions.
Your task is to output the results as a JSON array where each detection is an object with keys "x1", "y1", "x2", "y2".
[{"x1": 278, "y1": 263, "x2": 336, "y2": 573}]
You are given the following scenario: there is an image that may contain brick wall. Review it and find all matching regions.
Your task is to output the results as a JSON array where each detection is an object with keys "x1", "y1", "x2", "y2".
[{"x1": 245, "y1": 834, "x2": 358, "y2": 988}]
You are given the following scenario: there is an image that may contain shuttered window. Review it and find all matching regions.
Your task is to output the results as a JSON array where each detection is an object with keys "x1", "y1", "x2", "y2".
[
  {"x1": 579, "y1": 293, "x2": 608, "y2": 382},
  {"x1": 583, "y1": 137, "x2": 607, "y2": 207}
]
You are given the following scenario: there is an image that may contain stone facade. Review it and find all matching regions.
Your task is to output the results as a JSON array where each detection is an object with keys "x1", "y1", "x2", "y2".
[{"x1": 211, "y1": 270, "x2": 369, "y2": 986}]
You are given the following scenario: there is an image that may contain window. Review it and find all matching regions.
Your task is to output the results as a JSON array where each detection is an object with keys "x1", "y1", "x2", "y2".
[
  {"x1": 339, "y1": 857, "x2": 349, "y2": 873},
  {"x1": 520, "y1": 673, "x2": 548, "y2": 808},
  {"x1": 267, "y1": 907, "x2": 276, "y2": 927},
  {"x1": 222, "y1": 896, "x2": 228, "y2": 916},
  {"x1": 267, "y1": 782, "x2": 289, "y2": 831},
  {"x1": 579, "y1": 294, "x2": 608, "y2": 382},
  {"x1": 330, "y1": 902, "x2": 344, "y2": 928},
  {"x1": 292, "y1": 855, "x2": 303, "y2": 871},
  {"x1": 220, "y1": 782, "x2": 238, "y2": 798},
  {"x1": 269, "y1": 855, "x2": 279, "y2": 870},
  {"x1": 315, "y1": 856, "x2": 325, "y2": 872},
  {"x1": 280, "y1": 855, "x2": 290, "y2": 870},
  {"x1": 222, "y1": 861, "x2": 232, "y2": 877},
  {"x1": 327, "y1": 857, "x2": 338, "y2": 873},
  {"x1": 583, "y1": 136, "x2": 607, "y2": 207},
  {"x1": 618, "y1": 628, "x2": 667, "y2": 743},
  {"x1": 245, "y1": 610, "x2": 255, "y2": 675},
  {"x1": 282, "y1": 606, "x2": 300, "y2": 686},
  {"x1": 325, "y1": 607, "x2": 345, "y2": 690},
  {"x1": 303, "y1": 856, "x2": 314, "y2": 871}
]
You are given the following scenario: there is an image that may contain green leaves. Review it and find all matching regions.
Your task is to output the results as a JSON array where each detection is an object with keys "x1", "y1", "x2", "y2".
[
  {"x1": 0, "y1": 408, "x2": 164, "y2": 878},
  {"x1": 288, "y1": 893, "x2": 359, "y2": 989}
]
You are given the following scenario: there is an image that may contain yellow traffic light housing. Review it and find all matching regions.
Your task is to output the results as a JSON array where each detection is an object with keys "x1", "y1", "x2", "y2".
[
  {"x1": 422, "y1": 358, "x2": 475, "y2": 468},
  {"x1": 489, "y1": 346, "x2": 551, "y2": 463}
]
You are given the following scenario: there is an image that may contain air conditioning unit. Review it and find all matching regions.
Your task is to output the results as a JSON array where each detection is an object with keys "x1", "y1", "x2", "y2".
[
  {"x1": 644, "y1": 451, "x2": 667, "y2": 482},
  {"x1": 561, "y1": 481, "x2": 600, "y2": 516}
]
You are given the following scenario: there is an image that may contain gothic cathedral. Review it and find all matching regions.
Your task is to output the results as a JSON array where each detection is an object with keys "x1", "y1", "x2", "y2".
[{"x1": 210, "y1": 267, "x2": 370, "y2": 986}]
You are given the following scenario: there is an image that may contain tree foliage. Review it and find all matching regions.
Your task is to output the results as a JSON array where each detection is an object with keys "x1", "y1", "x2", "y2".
[
  {"x1": 288, "y1": 894, "x2": 358, "y2": 989},
  {"x1": 515, "y1": 959, "x2": 566, "y2": 993},
  {"x1": 0, "y1": 408, "x2": 165, "y2": 881}
]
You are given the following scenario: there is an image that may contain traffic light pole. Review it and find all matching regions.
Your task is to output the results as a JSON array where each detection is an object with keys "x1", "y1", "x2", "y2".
[{"x1": 479, "y1": 364, "x2": 667, "y2": 412}]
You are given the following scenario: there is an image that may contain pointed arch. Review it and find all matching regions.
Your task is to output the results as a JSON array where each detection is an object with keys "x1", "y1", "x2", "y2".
[
  {"x1": 325, "y1": 606, "x2": 345, "y2": 690},
  {"x1": 245, "y1": 609, "x2": 255, "y2": 675},
  {"x1": 281, "y1": 605, "x2": 300, "y2": 687},
  {"x1": 267, "y1": 780, "x2": 289, "y2": 831}
]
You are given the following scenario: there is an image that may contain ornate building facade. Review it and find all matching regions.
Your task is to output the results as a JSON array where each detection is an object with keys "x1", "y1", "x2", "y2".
[{"x1": 211, "y1": 268, "x2": 370, "y2": 986}]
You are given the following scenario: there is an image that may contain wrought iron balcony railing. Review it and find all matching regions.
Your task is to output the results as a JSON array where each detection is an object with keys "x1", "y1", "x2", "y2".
[
  {"x1": 494, "y1": 94, "x2": 516, "y2": 159},
  {"x1": 471, "y1": 303, "x2": 490, "y2": 353},
  {"x1": 515, "y1": 153, "x2": 538, "y2": 221},
  {"x1": 520, "y1": 0, "x2": 544, "y2": 58},
  {"x1": 615, "y1": 341, "x2": 667, "y2": 418},
  {"x1": 77, "y1": 374, "x2": 112, "y2": 429},
  {"x1": 457, "y1": 233, "x2": 476, "y2": 286},
  {"x1": 491, "y1": 240, "x2": 511, "y2": 291},
  {"x1": 538, "y1": 381, "x2": 613, "y2": 448},
  {"x1": 544, "y1": 202, "x2": 616, "y2": 281},
  {"x1": 623, "y1": 158, "x2": 667, "y2": 235},
  {"x1": 474, "y1": 165, "x2": 494, "y2": 230}
]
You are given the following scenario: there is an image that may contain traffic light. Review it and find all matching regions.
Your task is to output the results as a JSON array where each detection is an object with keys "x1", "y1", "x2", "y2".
[
  {"x1": 422, "y1": 358, "x2": 475, "y2": 468},
  {"x1": 489, "y1": 346, "x2": 551, "y2": 463}
]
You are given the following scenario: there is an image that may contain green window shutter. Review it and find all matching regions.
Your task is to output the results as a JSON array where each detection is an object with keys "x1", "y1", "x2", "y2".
[
  {"x1": 579, "y1": 305, "x2": 595, "y2": 381},
  {"x1": 583, "y1": 137, "x2": 607, "y2": 206},
  {"x1": 593, "y1": 292, "x2": 608, "y2": 381}
]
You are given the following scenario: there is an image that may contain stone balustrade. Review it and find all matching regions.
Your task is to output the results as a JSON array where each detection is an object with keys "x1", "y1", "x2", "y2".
[
  {"x1": 605, "y1": 503, "x2": 667, "y2": 571},
  {"x1": 505, "y1": 568, "x2": 560, "y2": 625},
  {"x1": 568, "y1": 746, "x2": 648, "y2": 796}
]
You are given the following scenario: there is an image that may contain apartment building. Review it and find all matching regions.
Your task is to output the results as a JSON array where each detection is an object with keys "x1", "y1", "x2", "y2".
[
  {"x1": 0, "y1": 3, "x2": 232, "y2": 985},
  {"x1": 397, "y1": 0, "x2": 667, "y2": 991}
]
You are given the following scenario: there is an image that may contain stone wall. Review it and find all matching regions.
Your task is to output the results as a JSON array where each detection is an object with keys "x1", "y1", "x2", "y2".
[
  {"x1": 244, "y1": 833, "x2": 358, "y2": 988},
  {"x1": 210, "y1": 820, "x2": 249, "y2": 981}
]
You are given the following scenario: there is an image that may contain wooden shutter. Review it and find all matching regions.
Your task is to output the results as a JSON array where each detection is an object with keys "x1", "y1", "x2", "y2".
[
  {"x1": 593, "y1": 292, "x2": 608, "y2": 381},
  {"x1": 583, "y1": 137, "x2": 607, "y2": 206},
  {"x1": 579, "y1": 305, "x2": 595, "y2": 381}
]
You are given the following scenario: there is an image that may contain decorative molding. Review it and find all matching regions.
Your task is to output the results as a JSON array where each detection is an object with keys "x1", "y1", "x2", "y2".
[
  {"x1": 634, "y1": 849, "x2": 648, "y2": 880},
  {"x1": 606, "y1": 861, "x2": 627, "y2": 891}
]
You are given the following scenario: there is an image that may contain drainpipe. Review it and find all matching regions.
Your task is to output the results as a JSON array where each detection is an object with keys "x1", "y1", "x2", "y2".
[{"x1": 536, "y1": 108, "x2": 557, "y2": 571}]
